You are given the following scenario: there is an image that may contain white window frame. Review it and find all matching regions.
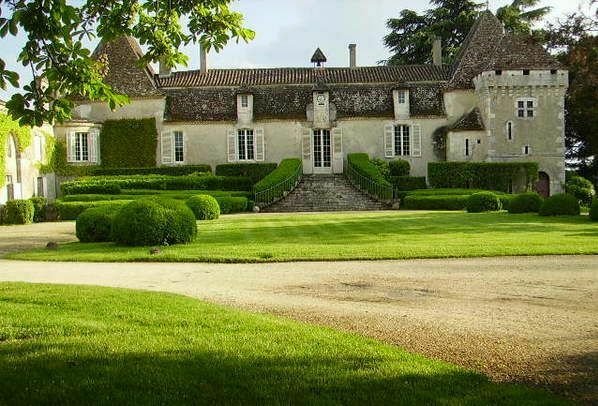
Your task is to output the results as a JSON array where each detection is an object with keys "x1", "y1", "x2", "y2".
[
  {"x1": 173, "y1": 131, "x2": 185, "y2": 164},
  {"x1": 523, "y1": 145, "x2": 531, "y2": 155},
  {"x1": 72, "y1": 132, "x2": 90, "y2": 162},
  {"x1": 516, "y1": 98, "x2": 536, "y2": 119},
  {"x1": 237, "y1": 128, "x2": 255, "y2": 161},
  {"x1": 394, "y1": 125, "x2": 411, "y2": 157},
  {"x1": 240, "y1": 94, "x2": 249, "y2": 109},
  {"x1": 397, "y1": 90, "x2": 406, "y2": 104},
  {"x1": 506, "y1": 121, "x2": 514, "y2": 141}
]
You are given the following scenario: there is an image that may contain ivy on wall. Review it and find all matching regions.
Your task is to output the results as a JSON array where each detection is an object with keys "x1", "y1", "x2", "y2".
[
  {"x1": 100, "y1": 118, "x2": 158, "y2": 168},
  {"x1": 0, "y1": 113, "x2": 32, "y2": 187},
  {"x1": 41, "y1": 139, "x2": 100, "y2": 177}
]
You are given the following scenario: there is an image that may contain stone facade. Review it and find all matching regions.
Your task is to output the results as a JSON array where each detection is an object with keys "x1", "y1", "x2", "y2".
[{"x1": 50, "y1": 11, "x2": 567, "y2": 194}]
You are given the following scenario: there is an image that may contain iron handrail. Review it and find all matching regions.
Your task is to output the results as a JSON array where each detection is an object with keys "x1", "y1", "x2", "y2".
[
  {"x1": 345, "y1": 161, "x2": 394, "y2": 202},
  {"x1": 254, "y1": 163, "x2": 302, "y2": 207}
]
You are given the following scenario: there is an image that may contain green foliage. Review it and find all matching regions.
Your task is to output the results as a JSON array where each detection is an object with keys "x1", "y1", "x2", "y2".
[
  {"x1": 390, "y1": 176, "x2": 427, "y2": 191},
  {"x1": 428, "y1": 162, "x2": 539, "y2": 192},
  {"x1": 565, "y1": 176, "x2": 595, "y2": 206},
  {"x1": 91, "y1": 165, "x2": 212, "y2": 176},
  {"x1": 3, "y1": 199, "x2": 35, "y2": 224},
  {"x1": 0, "y1": 113, "x2": 31, "y2": 187},
  {"x1": 76, "y1": 206, "x2": 119, "y2": 242},
  {"x1": 347, "y1": 154, "x2": 393, "y2": 200},
  {"x1": 508, "y1": 192, "x2": 543, "y2": 214},
  {"x1": 402, "y1": 195, "x2": 469, "y2": 211},
  {"x1": 389, "y1": 159, "x2": 410, "y2": 177},
  {"x1": 216, "y1": 196, "x2": 249, "y2": 214},
  {"x1": 61, "y1": 190, "x2": 251, "y2": 202},
  {"x1": 0, "y1": 1, "x2": 254, "y2": 126},
  {"x1": 369, "y1": 159, "x2": 390, "y2": 180},
  {"x1": 253, "y1": 159, "x2": 302, "y2": 202},
  {"x1": 186, "y1": 195, "x2": 220, "y2": 220},
  {"x1": 496, "y1": 0, "x2": 552, "y2": 36},
  {"x1": 29, "y1": 197, "x2": 48, "y2": 222},
  {"x1": 62, "y1": 182, "x2": 121, "y2": 196},
  {"x1": 539, "y1": 193, "x2": 580, "y2": 216},
  {"x1": 589, "y1": 199, "x2": 598, "y2": 221},
  {"x1": 112, "y1": 198, "x2": 197, "y2": 246},
  {"x1": 99, "y1": 119, "x2": 158, "y2": 168},
  {"x1": 55, "y1": 200, "x2": 129, "y2": 221},
  {"x1": 466, "y1": 192, "x2": 502, "y2": 213},
  {"x1": 43, "y1": 140, "x2": 100, "y2": 177},
  {"x1": 215, "y1": 163, "x2": 277, "y2": 184}
]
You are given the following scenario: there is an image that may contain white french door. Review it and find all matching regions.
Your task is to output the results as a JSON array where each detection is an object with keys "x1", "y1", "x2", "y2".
[{"x1": 312, "y1": 129, "x2": 332, "y2": 174}]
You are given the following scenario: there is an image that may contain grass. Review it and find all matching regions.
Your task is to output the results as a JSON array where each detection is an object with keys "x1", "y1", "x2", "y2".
[
  {"x1": 7, "y1": 211, "x2": 598, "y2": 263},
  {"x1": 0, "y1": 282, "x2": 565, "y2": 405}
]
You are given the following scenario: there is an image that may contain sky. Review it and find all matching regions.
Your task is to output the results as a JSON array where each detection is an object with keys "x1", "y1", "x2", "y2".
[{"x1": 0, "y1": 0, "x2": 592, "y2": 101}]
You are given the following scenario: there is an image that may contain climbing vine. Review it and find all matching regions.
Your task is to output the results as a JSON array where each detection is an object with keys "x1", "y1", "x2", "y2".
[{"x1": 0, "y1": 112, "x2": 32, "y2": 187}]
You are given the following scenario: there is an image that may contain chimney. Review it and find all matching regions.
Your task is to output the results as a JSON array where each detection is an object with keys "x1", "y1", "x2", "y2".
[
  {"x1": 432, "y1": 36, "x2": 442, "y2": 66},
  {"x1": 158, "y1": 58, "x2": 171, "y2": 77},
  {"x1": 349, "y1": 44, "x2": 357, "y2": 68},
  {"x1": 200, "y1": 45, "x2": 208, "y2": 74}
]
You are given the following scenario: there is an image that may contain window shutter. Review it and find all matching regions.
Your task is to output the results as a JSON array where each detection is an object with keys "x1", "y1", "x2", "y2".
[
  {"x1": 332, "y1": 127, "x2": 343, "y2": 173},
  {"x1": 161, "y1": 131, "x2": 173, "y2": 164},
  {"x1": 254, "y1": 128, "x2": 265, "y2": 161},
  {"x1": 384, "y1": 124, "x2": 394, "y2": 158},
  {"x1": 89, "y1": 128, "x2": 100, "y2": 163},
  {"x1": 411, "y1": 124, "x2": 422, "y2": 157},
  {"x1": 67, "y1": 132, "x2": 76, "y2": 162},
  {"x1": 227, "y1": 130, "x2": 237, "y2": 162},
  {"x1": 302, "y1": 128, "x2": 312, "y2": 174}
]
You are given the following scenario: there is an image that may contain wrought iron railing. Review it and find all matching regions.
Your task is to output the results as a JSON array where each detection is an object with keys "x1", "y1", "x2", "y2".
[
  {"x1": 254, "y1": 163, "x2": 302, "y2": 207},
  {"x1": 345, "y1": 160, "x2": 394, "y2": 202}
]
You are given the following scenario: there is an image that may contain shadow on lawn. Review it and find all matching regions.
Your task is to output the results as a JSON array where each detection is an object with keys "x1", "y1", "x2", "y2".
[{"x1": 0, "y1": 343, "x2": 563, "y2": 405}]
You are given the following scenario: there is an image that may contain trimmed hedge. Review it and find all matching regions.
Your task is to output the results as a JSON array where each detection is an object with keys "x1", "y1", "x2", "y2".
[
  {"x1": 216, "y1": 196, "x2": 249, "y2": 214},
  {"x1": 539, "y1": 193, "x2": 580, "y2": 216},
  {"x1": 2, "y1": 200, "x2": 35, "y2": 224},
  {"x1": 76, "y1": 206, "x2": 119, "y2": 242},
  {"x1": 390, "y1": 176, "x2": 427, "y2": 191},
  {"x1": 508, "y1": 192, "x2": 543, "y2": 214},
  {"x1": 100, "y1": 118, "x2": 158, "y2": 168},
  {"x1": 186, "y1": 195, "x2": 221, "y2": 220},
  {"x1": 589, "y1": 199, "x2": 598, "y2": 221},
  {"x1": 62, "y1": 182, "x2": 121, "y2": 196},
  {"x1": 55, "y1": 200, "x2": 129, "y2": 220},
  {"x1": 428, "y1": 162, "x2": 539, "y2": 192},
  {"x1": 466, "y1": 192, "x2": 502, "y2": 213},
  {"x1": 347, "y1": 154, "x2": 393, "y2": 200},
  {"x1": 29, "y1": 197, "x2": 47, "y2": 222},
  {"x1": 402, "y1": 195, "x2": 469, "y2": 211},
  {"x1": 91, "y1": 165, "x2": 212, "y2": 177},
  {"x1": 389, "y1": 159, "x2": 410, "y2": 177},
  {"x1": 215, "y1": 163, "x2": 277, "y2": 184},
  {"x1": 565, "y1": 176, "x2": 595, "y2": 206},
  {"x1": 112, "y1": 198, "x2": 197, "y2": 246},
  {"x1": 254, "y1": 158, "x2": 301, "y2": 194}
]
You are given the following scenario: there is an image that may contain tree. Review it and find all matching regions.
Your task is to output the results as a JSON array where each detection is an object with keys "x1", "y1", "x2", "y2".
[
  {"x1": 0, "y1": 0, "x2": 255, "y2": 127},
  {"x1": 383, "y1": 0, "x2": 550, "y2": 65}
]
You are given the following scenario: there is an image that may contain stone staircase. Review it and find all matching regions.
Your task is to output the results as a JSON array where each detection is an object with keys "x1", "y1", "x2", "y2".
[{"x1": 262, "y1": 175, "x2": 389, "y2": 212}]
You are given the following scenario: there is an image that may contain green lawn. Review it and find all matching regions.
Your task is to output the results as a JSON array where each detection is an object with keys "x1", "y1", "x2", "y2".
[
  {"x1": 8, "y1": 211, "x2": 598, "y2": 263},
  {"x1": 0, "y1": 283, "x2": 564, "y2": 405}
]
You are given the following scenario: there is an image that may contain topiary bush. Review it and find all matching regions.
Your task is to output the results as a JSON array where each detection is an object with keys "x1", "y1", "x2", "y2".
[
  {"x1": 76, "y1": 206, "x2": 119, "y2": 242},
  {"x1": 539, "y1": 193, "x2": 580, "y2": 216},
  {"x1": 466, "y1": 192, "x2": 502, "y2": 213},
  {"x1": 589, "y1": 199, "x2": 598, "y2": 221},
  {"x1": 565, "y1": 176, "x2": 595, "y2": 206},
  {"x1": 3, "y1": 199, "x2": 35, "y2": 224},
  {"x1": 508, "y1": 192, "x2": 543, "y2": 214},
  {"x1": 112, "y1": 198, "x2": 197, "y2": 246},
  {"x1": 29, "y1": 197, "x2": 47, "y2": 222},
  {"x1": 216, "y1": 196, "x2": 249, "y2": 214},
  {"x1": 55, "y1": 200, "x2": 129, "y2": 220},
  {"x1": 389, "y1": 176, "x2": 427, "y2": 191},
  {"x1": 61, "y1": 181, "x2": 121, "y2": 196},
  {"x1": 91, "y1": 165, "x2": 212, "y2": 176},
  {"x1": 186, "y1": 195, "x2": 220, "y2": 220},
  {"x1": 401, "y1": 195, "x2": 469, "y2": 210},
  {"x1": 369, "y1": 159, "x2": 390, "y2": 180},
  {"x1": 389, "y1": 159, "x2": 410, "y2": 177},
  {"x1": 215, "y1": 163, "x2": 277, "y2": 184}
]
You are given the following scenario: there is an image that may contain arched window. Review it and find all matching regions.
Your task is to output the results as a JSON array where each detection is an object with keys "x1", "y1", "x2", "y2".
[{"x1": 506, "y1": 121, "x2": 514, "y2": 141}]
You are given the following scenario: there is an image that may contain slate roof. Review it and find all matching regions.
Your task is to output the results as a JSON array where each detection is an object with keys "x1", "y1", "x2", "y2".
[{"x1": 449, "y1": 108, "x2": 485, "y2": 131}]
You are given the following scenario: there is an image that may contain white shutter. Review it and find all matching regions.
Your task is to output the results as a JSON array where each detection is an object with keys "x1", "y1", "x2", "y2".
[
  {"x1": 302, "y1": 128, "x2": 312, "y2": 174},
  {"x1": 88, "y1": 128, "x2": 100, "y2": 163},
  {"x1": 227, "y1": 130, "x2": 237, "y2": 162},
  {"x1": 384, "y1": 124, "x2": 394, "y2": 158},
  {"x1": 254, "y1": 128, "x2": 265, "y2": 161},
  {"x1": 161, "y1": 131, "x2": 174, "y2": 164},
  {"x1": 67, "y1": 132, "x2": 76, "y2": 162},
  {"x1": 411, "y1": 124, "x2": 422, "y2": 157},
  {"x1": 332, "y1": 127, "x2": 343, "y2": 173}
]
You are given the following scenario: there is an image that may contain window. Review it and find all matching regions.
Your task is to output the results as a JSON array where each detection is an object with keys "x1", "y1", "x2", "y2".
[
  {"x1": 524, "y1": 145, "x2": 531, "y2": 155},
  {"x1": 465, "y1": 138, "x2": 470, "y2": 156},
  {"x1": 240, "y1": 94, "x2": 249, "y2": 109},
  {"x1": 495, "y1": 70, "x2": 502, "y2": 75},
  {"x1": 73, "y1": 132, "x2": 89, "y2": 162},
  {"x1": 36, "y1": 177, "x2": 44, "y2": 197},
  {"x1": 394, "y1": 125, "x2": 410, "y2": 156},
  {"x1": 523, "y1": 69, "x2": 530, "y2": 75},
  {"x1": 174, "y1": 131, "x2": 184, "y2": 163},
  {"x1": 237, "y1": 129, "x2": 255, "y2": 161},
  {"x1": 506, "y1": 121, "x2": 514, "y2": 140},
  {"x1": 517, "y1": 98, "x2": 536, "y2": 118},
  {"x1": 397, "y1": 90, "x2": 406, "y2": 104}
]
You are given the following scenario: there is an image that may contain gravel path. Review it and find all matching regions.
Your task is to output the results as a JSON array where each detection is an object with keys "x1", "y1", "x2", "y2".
[{"x1": 1, "y1": 256, "x2": 597, "y2": 402}]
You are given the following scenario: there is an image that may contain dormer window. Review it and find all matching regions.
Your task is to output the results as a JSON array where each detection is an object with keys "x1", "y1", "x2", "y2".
[
  {"x1": 240, "y1": 94, "x2": 249, "y2": 109},
  {"x1": 393, "y1": 89, "x2": 410, "y2": 119},
  {"x1": 397, "y1": 90, "x2": 407, "y2": 104}
]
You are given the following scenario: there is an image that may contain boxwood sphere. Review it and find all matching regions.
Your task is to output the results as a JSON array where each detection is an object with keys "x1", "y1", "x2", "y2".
[
  {"x1": 466, "y1": 192, "x2": 502, "y2": 213},
  {"x1": 186, "y1": 195, "x2": 220, "y2": 220},
  {"x1": 508, "y1": 192, "x2": 543, "y2": 214},
  {"x1": 112, "y1": 198, "x2": 197, "y2": 246},
  {"x1": 76, "y1": 206, "x2": 118, "y2": 242},
  {"x1": 539, "y1": 193, "x2": 580, "y2": 216},
  {"x1": 3, "y1": 199, "x2": 35, "y2": 224}
]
